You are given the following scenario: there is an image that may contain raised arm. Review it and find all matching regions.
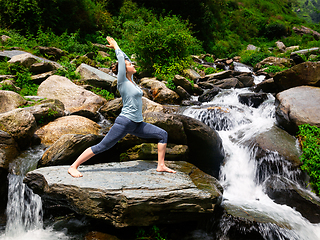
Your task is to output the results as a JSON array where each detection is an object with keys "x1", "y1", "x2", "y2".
[{"x1": 106, "y1": 36, "x2": 130, "y2": 84}]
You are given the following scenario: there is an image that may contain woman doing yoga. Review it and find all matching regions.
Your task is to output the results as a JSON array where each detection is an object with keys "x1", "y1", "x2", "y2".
[{"x1": 68, "y1": 37, "x2": 176, "y2": 177}]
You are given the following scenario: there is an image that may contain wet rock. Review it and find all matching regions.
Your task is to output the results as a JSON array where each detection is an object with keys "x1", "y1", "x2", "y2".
[
  {"x1": 175, "y1": 86, "x2": 191, "y2": 100},
  {"x1": 235, "y1": 73, "x2": 254, "y2": 87},
  {"x1": 0, "y1": 90, "x2": 27, "y2": 113},
  {"x1": 38, "y1": 134, "x2": 104, "y2": 167},
  {"x1": 264, "y1": 175, "x2": 320, "y2": 223},
  {"x1": 214, "y1": 78, "x2": 243, "y2": 89},
  {"x1": 0, "y1": 109, "x2": 37, "y2": 149},
  {"x1": 0, "y1": 168, "x2": 8, "y2": 214},
  {"x1": 212, "y1": 201, "x2": 294, "y2": 240},
  {"x1": 140, "y1": 78, "x2": 180, "y2": 104},
  {"x1": 120, "y1": 143, "x2": 189, "y2": 161},
  {"x1": 37, "y1": 75, "x2": 107, "y2": 114},
  {"x1": 273, "y1": 61, "x2": 320, "y2": 91},
  {"x1": 181, "y1": 100, "x2": 202, "y2": 106},
  {"x1": 253, "y1": 125, "x2": 301, "y2": 167},
  {"x1": 238, "y1": 93, "x2": 268, "y2": 108},
  {"x1": 35, "y1": 115, "x2": 101, "y2": 145},
  {"x1": 173, "y1": 75, "x2": 194, "y2": 94},
  {"x1": 0, "y1": 130, "x2": 20, "y2": 169},
  {"x1": 275, "y1": 86, "x2": 320, "y2": 134},
  {"x1": 253, "y1": 78, "x2": 278, "y2": 93},
  {"x1": 76, "y1": 63, "x2": 117, "y2": 91},
  {"x1": 198, "y1": 87, "x2": 221, "y2": 102},
  {"x1": 24, "y1": 161, "x2": 223, "y2": 227}
]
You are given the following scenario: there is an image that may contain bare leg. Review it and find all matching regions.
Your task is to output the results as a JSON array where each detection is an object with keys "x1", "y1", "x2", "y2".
[
  {"x1": 156, "y1": 143, "x2": 176, "y2": 173},
  {"x1": 68, "y1": 147, "x2": 95, "y2": 177}
]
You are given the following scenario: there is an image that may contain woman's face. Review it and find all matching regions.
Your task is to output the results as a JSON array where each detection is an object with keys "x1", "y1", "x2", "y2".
[{"x1": 125, "y1": 60, "x2": 136, "y2": 74}]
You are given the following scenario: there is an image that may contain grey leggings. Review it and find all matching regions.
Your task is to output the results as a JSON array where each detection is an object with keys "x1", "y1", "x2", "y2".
[{"x1": 91, "y1": 115, "x2": 168, "y2": 155}]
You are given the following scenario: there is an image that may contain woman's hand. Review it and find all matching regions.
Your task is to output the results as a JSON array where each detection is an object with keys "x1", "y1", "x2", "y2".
[{"x1": 106, "y1": 36, "x2": 119, "y2": 50}]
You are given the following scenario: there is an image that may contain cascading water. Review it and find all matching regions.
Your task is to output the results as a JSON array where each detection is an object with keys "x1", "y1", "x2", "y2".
[
  {"x1": 0, "y1": 146, "x2": 69, "y2": 240},
  {"x1": 183, "y1": 67, "x2": 320, "y2": 239}
]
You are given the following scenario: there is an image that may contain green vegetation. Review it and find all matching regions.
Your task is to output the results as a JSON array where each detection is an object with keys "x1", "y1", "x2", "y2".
[
  {"x1": 264, "y1": 65, "x2": 290, "y2": 73},
  {"x1": 298, "y1": 124, "x2": 320, "y2": 195},
  {"x1": 136, "y1": 225, "x2": 167, "y2": 240},
  {"x1": 91, "y1": 87, "x2": 115, "y2": 101},
  {"x1": 0, "y1": 62, "x2": 38, "y2": 96}
]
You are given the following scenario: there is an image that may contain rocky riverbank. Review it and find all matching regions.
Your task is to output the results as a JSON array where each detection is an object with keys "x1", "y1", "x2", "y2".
[{"x1": 1, "y1": 39, "x2": 320, "y2": 233}]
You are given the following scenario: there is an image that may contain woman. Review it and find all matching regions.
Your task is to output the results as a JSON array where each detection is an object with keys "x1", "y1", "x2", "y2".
[{"x1": 68, "y1": 37, "x2": 176, "y2": 177}]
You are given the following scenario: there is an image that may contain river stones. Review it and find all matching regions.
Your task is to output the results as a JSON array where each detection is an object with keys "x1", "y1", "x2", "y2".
[
  {"x1": 255, "y1": 56, "x2": 292, "y2": 71},
  {"x1": 273, "y1": 61, "x2": 320, "y2": 91},
  {"x1": 253, "y1": 125, "x2": 301, "y2": 167},
  {"x1": 0, "y1": 108, "x2": 37, "y2": 149},
  {"x1": 0, "y1": 130, "x2": 20, "y2": 169},
  {"x1": 8, "y1": 53, "x2": 38, "y2": 68},
  {"x1": 24, "y1": 161, "x2": 223, "y2": 227},
  {"x1": 238, "y1": 92, "x2": 268, "y2": 108},
  {"x1": 275, "y1": 86, "x2": 320, "y2": 134},
  {"x1": 139, "y1": 78, "x2": 180, "y2": 104},
  {"x1": 264, "y1": 175, "x2": 320, "y2": 224},
  {"x1": 173, "y1": 75, "x2": 194, "y2": 94},
  {"x1": 35, "y1": 115, "x2": 101, "y2": 145},
  {"x1": 37, "y1": 75, "x2": 107, "y2": 114},
  {"x1": 0, "y1": 90, "x2": 27, "y2": 113}
]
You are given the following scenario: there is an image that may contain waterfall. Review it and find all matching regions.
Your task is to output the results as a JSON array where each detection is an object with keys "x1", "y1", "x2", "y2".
[
  {"x1": 0, "y1": 146, "x2": 69, "y2": 240},
  {"x1": 183, "y1": 85, "x2": 320, "y2": 239}
]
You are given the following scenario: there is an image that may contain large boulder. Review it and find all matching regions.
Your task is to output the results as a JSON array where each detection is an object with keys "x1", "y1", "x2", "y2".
[
  {"x1": 273, "y1": 61, "x2": 320, "y2": 91},
  {"x1": 24, "y1": 161, "x2": 223, "y2": 227},
  {"x1": 173, "y1": 75, "x2": 194, "y2": 94},
  {"x1": 275, "y1": 86, "x2": 320, "y2": 134},
  {"x1": 0, "y1": 90, "x2": 27, "y2": 113},
  {"x1": 143, "y1": 112, "x2": 225, "y2": 178},
  {"x1": 0, "y1": 109, "x2": 37, "y2": 149},
  {"x1": 253, "y1": 125, "x2": 301, "y2": 167},
  {"x1": 38, "y1": 134, "x2": 104, "y2": 167},
  {"x1": 8, "y1": 53, "x2": 38, "y2": 68},
  {"x1": 264, "y1": 175, "x2": 320, "y2": 224},
  {"x1": 140, "y1": 78, "x2": 180, "y2": 104},
  {"x1": 35, "y1": 115, "x2": 101, "y2": 145},
  {"x1": 37, "y1": 75, "x2": 107, "y2": 114},
  {"x1": 23, "y1": 99, "x2": 65, "y2": 125},
  {"x1": 75, "y1": 63, "x2": 117, "y2": 91},
  {"x1": 0, "y1": 130, "x2": 20, "y2": 169}
]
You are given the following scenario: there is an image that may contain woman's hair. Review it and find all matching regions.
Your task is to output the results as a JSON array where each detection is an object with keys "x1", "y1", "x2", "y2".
[{"x1": 111, "y1": 62, "x2": 118, "y2": 75}]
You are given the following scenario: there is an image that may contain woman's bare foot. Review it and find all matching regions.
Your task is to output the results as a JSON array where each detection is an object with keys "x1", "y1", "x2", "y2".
[
  {"x1": 157, "y1": 165, "x2": 176, "y2": 173},
  {"x1": 68, "y1": 166, "x2": 83, "y2": 178}
]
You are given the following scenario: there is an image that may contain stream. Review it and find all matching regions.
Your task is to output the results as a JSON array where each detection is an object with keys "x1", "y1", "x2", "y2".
[{"x1": 1, "y1": 63, "x2": 320, "y2": 239}]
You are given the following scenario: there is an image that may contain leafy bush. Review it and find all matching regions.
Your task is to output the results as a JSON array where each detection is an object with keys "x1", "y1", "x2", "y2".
[
  {"x1": 298, "y1": 124, "x2": 320, "y2": 195},
  {"x1": 240, "y1": 50, "x2": 272, "y2": 66},
  {"x1": 56, "y1": 57, "x2": 80, "y2": 80},
  {"x1": 91, "y1": 87, "x2": 114, "y2": 101},
  {"x1": 264, "y1": 22, "x2": 288, "y2": 40},
  {"x1": 133, "y1": 15, "x2": 202, "y2": 75}
]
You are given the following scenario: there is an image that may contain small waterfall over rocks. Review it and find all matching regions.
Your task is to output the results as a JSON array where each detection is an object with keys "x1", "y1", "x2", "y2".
[
  {"x1": 183, "y1": 65, "x2": 320, "y2": 239},
  {"x1": 0, "y1": 146, "x2": 69, "y2": 240}
]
